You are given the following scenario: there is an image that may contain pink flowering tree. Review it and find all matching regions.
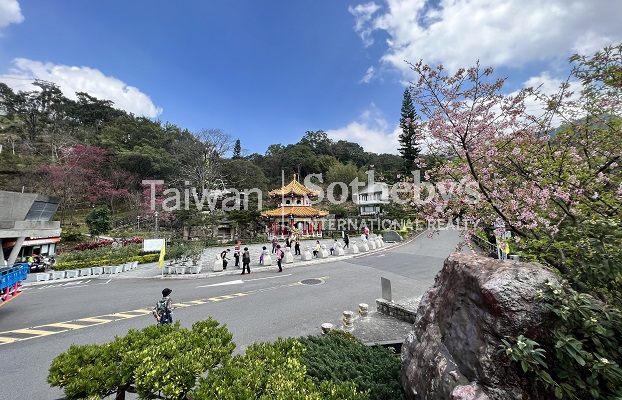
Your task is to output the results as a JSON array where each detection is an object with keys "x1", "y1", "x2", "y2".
[
  {"x1": 408, "y1": 45, "x2": 621, "y2": 301},
  {"x1": 39, "y1": 145, "x2": 133, "y2": 221}
]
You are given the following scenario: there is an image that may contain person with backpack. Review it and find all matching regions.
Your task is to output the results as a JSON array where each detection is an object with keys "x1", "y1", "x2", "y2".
[
  {"x1": 153, "y1": 288, "x2": 174, "y2": 325},
  {"x1": 220, "y1": 249, "x2": 230, "y2": 270},
  {"x1": 241, "y1": 247, "x2": 251, "y2": 275},
  {"x1": 276, "y1": 244, "x2": 283, "y2": 272}
]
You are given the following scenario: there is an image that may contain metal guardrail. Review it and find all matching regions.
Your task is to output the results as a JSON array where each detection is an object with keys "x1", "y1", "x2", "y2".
[
  {"x1": 1, "y1": 263, "x2": 28, "y2": 301},
  {"x1": 471, "y1": 235, "x2": 498, "y2": 259}
]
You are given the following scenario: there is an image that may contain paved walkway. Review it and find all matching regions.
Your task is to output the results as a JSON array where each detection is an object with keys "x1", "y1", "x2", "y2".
[{"x1": 23, "y1": 235, "x2": 402, "y2": 286}]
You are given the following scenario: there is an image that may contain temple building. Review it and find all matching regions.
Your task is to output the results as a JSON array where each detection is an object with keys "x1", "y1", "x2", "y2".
[{"x1": 261, "y1": 175, "x2": 329, "y2": 237}]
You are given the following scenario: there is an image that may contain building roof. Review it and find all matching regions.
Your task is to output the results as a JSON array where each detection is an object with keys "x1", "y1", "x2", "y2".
[
  {"x1": 268, "y1": 175, "x2": 319, "y2": 198},
  {"x1": 261, "y1": 205, "x2": 329, "y2": 218}
]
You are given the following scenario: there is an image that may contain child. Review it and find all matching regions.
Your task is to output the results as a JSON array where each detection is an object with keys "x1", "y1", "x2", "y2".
[{"x1": 153, "y1": 288, "x2": 174, "y2": 325}]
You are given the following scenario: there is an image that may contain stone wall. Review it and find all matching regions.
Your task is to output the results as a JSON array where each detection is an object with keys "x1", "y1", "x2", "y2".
[
  {"x1": 376, "y1": 298, "x2": 417, "y2": 324},
  {"x1": 401, "y1": 253, "x2": 562, "y2": 400}
]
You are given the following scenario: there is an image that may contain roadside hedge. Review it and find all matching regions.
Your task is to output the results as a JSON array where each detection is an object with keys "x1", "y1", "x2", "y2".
[
  {"x1": 298, "y1": 331, "x2": 403, "y2": 400},
  {"x1": 48, "y1": 320, "x2": 396, "y2": 399},
  {"x1": 53, "y1": 253, "x2": 160, "y2": 271}
]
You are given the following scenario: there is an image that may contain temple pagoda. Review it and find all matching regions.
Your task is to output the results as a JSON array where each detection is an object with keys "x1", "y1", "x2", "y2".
[{"x1": 261, "y1": 174, "x2": 329, "y2": 237}]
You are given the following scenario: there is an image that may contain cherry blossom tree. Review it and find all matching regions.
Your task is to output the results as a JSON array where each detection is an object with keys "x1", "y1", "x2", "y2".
[{"x1": 409, "y1": 45, "x2": 621, "y2": 300}]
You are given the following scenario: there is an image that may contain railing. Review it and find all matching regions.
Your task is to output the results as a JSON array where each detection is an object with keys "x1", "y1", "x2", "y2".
[
  {"x1": 471, "y1": 234, "x2": 499, "y2": 259},
  {"x1": 1, "y1": 263, "x2": 28, "y2": 302}
]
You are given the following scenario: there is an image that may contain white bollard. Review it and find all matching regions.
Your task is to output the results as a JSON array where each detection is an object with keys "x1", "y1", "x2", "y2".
[
  {"x1": 321, "y1": 323, "x2": 334, "y2": 336},
  {"x1": 262, "y1": 250, "x2": 273, "y2": 266},
  {"x1": 301, "y1": 246, "x2": 313, "y2": 261},
  {"x1": 319, "y1": 244, "x2": 329, "y2": 258},
  {"x1": 213, "y1": 255, "x2": 223, "y2": 272},
  {"x1": 343, "y1": 310, "x2": 354, "y2": 330},
  {"x1": 358, "y1": 303, "x2": 369, "y2": 319},
  {"x1": 284, "y1": 247, "x2": 294, "y2": 264},
  {"x1": 359, "y1": 240, "x2": 369, "y2": 252},
  {"x1": 349, "y1": 241, "x2": 359, "y2": 254}
]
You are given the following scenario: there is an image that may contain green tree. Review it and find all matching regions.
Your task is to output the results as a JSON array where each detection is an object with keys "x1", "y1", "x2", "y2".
[
  {"x1": 85, "y1": 206, "x2": 113, "y2": 237},
  {"x1": 232, "y1": 139, "x2": 242, "y2": 159},
  {"x1": 331, "y1": 140, "x2": 368, "y2": 167},
  {"x1": 398, "y1": 88, "x2": 421, "y2": 173},
  {"x1": 282, "y1": 144, "x2": 318, "y2": 178},
  {"x1": 298, "y1": 130, "x2": 334, "y2": 155}
]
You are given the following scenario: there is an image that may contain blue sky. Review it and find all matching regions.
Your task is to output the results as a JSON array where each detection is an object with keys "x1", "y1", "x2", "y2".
[{"x1": 1, "y1": 0, "x2": 621, "y2": 156}]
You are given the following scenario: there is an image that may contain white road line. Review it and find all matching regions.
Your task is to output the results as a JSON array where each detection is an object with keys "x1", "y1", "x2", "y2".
[
  {"x1": 196, "y1": 273, "x2": 292, "y2": 288},
  {"x1": 197, "y1": 280, "x2": 244, "y2": 287},
  {"x1": 246, "y1": 274, "x2": 292, "y2": 282}
]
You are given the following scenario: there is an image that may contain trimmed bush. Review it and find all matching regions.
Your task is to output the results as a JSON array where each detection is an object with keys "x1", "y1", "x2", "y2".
[
  {"x1": 193, "y1": 338, "x2": 367, "y2": 400},
  {"x1": 298, "y1": 331, "x2": 403, "y2": 400},
  {"x1": 48, "y1": 319, "x2": 234, "y2": 399}
]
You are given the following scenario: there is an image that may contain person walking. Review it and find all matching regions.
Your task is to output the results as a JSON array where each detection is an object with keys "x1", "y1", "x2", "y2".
[
  {"x1": 294, "y1": 238, "x2": 301, "y2": 256},
  {"x1": 276, "y1": 244, "x2": 283, "y2": 272},
  {"x1": 344, "y1": 233, "x2": 349, "y2": 249},
  {"x1": 259, "y1": 246, "x2": 267, "y2": 265},
  {"x1": 220, "y1": 249, "x2": 230, "y2": 270},
  {"x1": 153, "y1": 288, "x2": 174, "y2": 325},
  {"x1": 271, "y1": 237, "x2": 279, "y2": 253},
  {"x1": 241, "y1": 247, "x2": 251, "y2": 275}
]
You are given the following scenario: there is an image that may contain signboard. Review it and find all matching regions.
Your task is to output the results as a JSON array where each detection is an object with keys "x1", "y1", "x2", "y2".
[
  {"x1": 143, "y1": 239, "x2": 165, "y2": 252},
  {"x1": 381, "y1": 277, "x2": 392, "y2": 302}
]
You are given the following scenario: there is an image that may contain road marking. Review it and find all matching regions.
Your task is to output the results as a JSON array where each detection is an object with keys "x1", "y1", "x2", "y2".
[
  {"x1": 47, "y1": 322, "x2": 90, "y2": 330},
  {"x1": 0, "y1": 276, "x2": 327, "y2": 346},
  {"x1": 200, "y1": 280, "x2": 244, "y2": 287},
  {"x1": 196, "y1": 273, "x2": 292, "y2": 288},
  {"x1": 247, "y1": 274, "x2": 292, "y2": 282}
]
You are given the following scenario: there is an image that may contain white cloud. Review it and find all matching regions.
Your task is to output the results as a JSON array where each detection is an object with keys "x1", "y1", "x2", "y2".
[
  {"x1": 348, "y1": 2, "x2": 382, "y2": 47},
  {"x1": 356, "y1": 0, "x2": 622, "y2": 74},
  {"x1": 360, "y1": 66, "x2": 376, "y2": 83},
  {"x1": 327, "y1": 104, "x2": 401, "y2": 154},
  {"x1": 0, "y1": 0, "x2": 23, "y2": 29},
  {"x1": 0, "y1": 58, "x2": 162, "y2": 118}
]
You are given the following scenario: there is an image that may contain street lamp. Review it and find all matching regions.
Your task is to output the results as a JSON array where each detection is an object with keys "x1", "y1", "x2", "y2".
[
  {"x1": 137, "y1": 215, "x2": 141, "y2": 231},
  {"x1": 154, "y1": 211, "x2": 159, "y2": 238}
]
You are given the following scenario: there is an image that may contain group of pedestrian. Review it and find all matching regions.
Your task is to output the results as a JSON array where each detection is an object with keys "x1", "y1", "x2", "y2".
[
  {"x1": 220, "y1": 245, "x2": 252, "y2": 275},
  {"x1": 155, "y1": 229, "x2": 369, "y2": 326}
]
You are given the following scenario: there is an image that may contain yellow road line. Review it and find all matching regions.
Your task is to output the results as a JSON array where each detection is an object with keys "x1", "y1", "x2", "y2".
[
  {"x1": 11, "y1": 328, "x2": 57, "y2": 336},
  {"x1": 0, "y1": 277, "x2": 325, "y2": 346},
  {"x1": 79, "y1": 317, "x2": 113, "y2": 323},
  {"x1": 47, "y1": 322, "x2": 90, "y2": 330}
]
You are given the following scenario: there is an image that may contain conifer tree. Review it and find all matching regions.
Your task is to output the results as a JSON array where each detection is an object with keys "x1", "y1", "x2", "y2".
[
  {"x1": 232, "y1": 139, "x2": 242, "y2": 159},
  {"x1": 398, "y1": 88, "x2": 420, "y2": 172}
]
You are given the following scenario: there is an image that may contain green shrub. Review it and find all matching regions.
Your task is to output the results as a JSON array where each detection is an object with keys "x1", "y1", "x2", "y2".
[
  {"x1": 48, "y1": 319, "x2": 234, "y2": 399},
  {"x1": 499, "y1": 281, "x2": 622, "y2": 399},
  {"x1": 298, "y1": 331, "x2": 403, "y2": 400},
  {"x1": 193, "y1": 337, "x2": 366, "y2": 400}
]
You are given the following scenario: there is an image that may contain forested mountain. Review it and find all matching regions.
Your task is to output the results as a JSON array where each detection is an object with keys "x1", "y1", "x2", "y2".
[{"x1": 0, "y1": 82, "x2": 407, "y2": 223}]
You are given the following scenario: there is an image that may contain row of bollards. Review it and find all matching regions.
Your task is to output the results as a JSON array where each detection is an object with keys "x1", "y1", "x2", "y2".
[{"x1": 321, "y1": 303, "x2": 369, "y2": 335}]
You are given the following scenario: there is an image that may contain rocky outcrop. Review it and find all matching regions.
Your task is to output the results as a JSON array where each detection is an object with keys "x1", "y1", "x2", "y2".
[{"x1": 401, "y1": 253, "x2": 561, "y2": 400}]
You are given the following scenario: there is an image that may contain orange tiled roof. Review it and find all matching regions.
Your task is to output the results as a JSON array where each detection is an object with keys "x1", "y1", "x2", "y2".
[
  {"x1": 268, "y1": 177, "x2": 319, "y2": 197},
  {"x1": 261, "y1": 205, "x2": 329, "y2": 218}
]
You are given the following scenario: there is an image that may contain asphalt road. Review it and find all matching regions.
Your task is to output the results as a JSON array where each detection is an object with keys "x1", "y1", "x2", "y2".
[{"x1": 0, "y1": 229, "x2": 462, "y2": 399}]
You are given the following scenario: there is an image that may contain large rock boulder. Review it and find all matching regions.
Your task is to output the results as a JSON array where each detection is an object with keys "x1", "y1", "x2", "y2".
[{"x1": 401, "y1": 253, "x2": 561, "y2": 400}]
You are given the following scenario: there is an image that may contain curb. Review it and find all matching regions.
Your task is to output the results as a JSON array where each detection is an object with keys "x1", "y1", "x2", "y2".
[{"x1": 21, "y1": 237, "x2": 416, "y2": 287}]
